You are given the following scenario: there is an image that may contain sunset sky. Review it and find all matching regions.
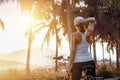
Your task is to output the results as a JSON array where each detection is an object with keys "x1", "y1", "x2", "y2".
[
  {"x1": 0, "y1": 1, "x2": 116, "y2": 61},
  {"x1": 0, "y1": 1, "x2": 27, "y2": 53},
  {"x1": 0, "y1": 1, "x2": 69, "y2": 53}
]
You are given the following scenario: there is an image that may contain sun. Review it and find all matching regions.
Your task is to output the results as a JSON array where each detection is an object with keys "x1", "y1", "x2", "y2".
[{"x1": 22, "y1": 11, "x2": 33, "y2": 26}]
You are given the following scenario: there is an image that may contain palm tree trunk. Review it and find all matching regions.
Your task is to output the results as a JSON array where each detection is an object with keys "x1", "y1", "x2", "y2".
[
  {"x1": 55, "y1": 26, "x2": 58, "y2": 71},
  {"x1": 52, "y1": 0, "x2": 59, "y2": 72},
  {"x1": 26, "y1": 25, "x2": 32, "y2": 76},
  {"x1": 102, "y1": 42, "x2": 105, "y2": 64},
  {"x1": 109, "y1": 52, "x2": 111, "y2": 66},
  {"x1": 66, "y1": 0, "x2": 72, "y2": 36},
  {"x1": 116, "y1": 44, "x2": 120, "y2": 69},
  {"x1": 93, "y1": 33, "x2": 97, "y2": 65}
]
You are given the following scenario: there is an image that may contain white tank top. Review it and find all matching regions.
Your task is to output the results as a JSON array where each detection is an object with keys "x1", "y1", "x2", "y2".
[{"x1": 73, "y1": 31, "x2": 93, "y2": 63}]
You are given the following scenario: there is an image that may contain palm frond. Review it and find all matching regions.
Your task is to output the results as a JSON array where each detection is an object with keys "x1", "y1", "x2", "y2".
[
  {"x1": 41, "y1": 27, "x2": 52, "y2": 49},
  {"x1": 18, "y1": 0, "x2": 35, "y2": 12},
  {"x1": 0, "y1": 19, "x2": 4, "y2": 30}
]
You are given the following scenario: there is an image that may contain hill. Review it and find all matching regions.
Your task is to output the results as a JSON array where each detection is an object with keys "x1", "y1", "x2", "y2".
[
  {"x1": 0, "y1": 59, "x2": 24, "y2": 67},
  {"x1": 0, "y1": 48, "x2": 59, "y2": 67},
  {"x1": 0, "y1": 48, "x2": 69, "y2": 69}
]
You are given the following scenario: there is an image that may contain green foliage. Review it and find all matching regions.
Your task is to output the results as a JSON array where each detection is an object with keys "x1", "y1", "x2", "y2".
[
  {"x1": 84, "y1": 0, "x2": 120, "y2": 52},
  {"x1": 96, "y1": 65, "x2": 120, "y2": 79}
]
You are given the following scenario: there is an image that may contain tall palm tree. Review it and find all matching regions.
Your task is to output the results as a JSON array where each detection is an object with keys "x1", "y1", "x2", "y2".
[
  {"x1": 18, "y1": 0, "x2": 36, "y2": 76},
  {"x1": 93, "y1": 0, "x2": 120, "y2": 68},
  {"x1": 18, "y1": 0, "x2": 70, "y2": 74},
  {"x1": 81, "y1": 0, "x2": 120, "y2": 68},
  {"x1": 18, "y1": 0, "x2": 120, "y2": 71},
  {"x1": 52, "y1": 0, "x2": 59, "y2": 71}
]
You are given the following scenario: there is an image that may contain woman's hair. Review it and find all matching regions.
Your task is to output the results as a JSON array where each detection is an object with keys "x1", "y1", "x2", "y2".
[{"x1": 75, "y1": 23, "x2": 86, "y2": 33}]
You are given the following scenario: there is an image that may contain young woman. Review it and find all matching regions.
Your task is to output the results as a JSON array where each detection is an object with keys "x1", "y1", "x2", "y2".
[{"x1": 70, "y1": 16, "x2": 96, "y2": 80}]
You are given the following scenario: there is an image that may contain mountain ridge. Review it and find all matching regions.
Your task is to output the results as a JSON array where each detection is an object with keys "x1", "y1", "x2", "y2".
[{"x1": 0, "y1": 48, "x2": 58, "y2": 67}]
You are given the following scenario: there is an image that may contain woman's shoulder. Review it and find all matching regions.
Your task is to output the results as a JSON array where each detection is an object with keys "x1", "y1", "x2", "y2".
[
  {"x1": 71, "y1": 32, "x2": 81, "y2": 39},
  {"x1": 71, "y1": 31, "x2": 80, "y2": 35}
]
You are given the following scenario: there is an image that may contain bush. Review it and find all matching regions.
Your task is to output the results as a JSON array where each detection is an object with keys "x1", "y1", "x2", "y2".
[{"x1": 96, "y1": 65, "x2": 120, "y2": 79}]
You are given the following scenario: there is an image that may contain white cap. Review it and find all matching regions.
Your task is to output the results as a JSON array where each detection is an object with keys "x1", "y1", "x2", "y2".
[
  {"x1": 74, "y1": 16, "x2": 96, "y2": 26},
  {"x1": 74, "y1": 16, "x2": 86, "y2": 26}
]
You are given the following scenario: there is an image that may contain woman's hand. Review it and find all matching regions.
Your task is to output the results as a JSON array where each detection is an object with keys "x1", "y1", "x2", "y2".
[
  {"x1": 86, "y1": 17, "x2": 96, "y2": 24},
  {"x1": 86, "y1": 20, "x2": 96, "y2": 36},
  {"x1": 86, "y1": 17, "x2": 95, "y2": 21}
]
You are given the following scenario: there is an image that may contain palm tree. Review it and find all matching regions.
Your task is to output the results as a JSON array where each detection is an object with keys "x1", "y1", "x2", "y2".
[
  {"x1": 51, "y1": 0, "x2": 59, "y2": 71},
  {"x1": 18, "y1": 0, "x2": 120, "y2": 72},
  {"x1": 80, "y1": 0, "x2": 120, "y2": 68},
  {"x1": 18, "y1": 0, "x2": 37, "y2": 76},
  {"x1": 18, "y1": 0, "x2": 70, "y2": 73},
  {"x1": 94, "y1": 0, "x2": 120, "y2": 68}
]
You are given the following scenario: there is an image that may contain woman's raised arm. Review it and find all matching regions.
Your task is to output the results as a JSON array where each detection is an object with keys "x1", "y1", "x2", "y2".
[{"x1": 86, "y1": 17, "x2": 96, "y2": 36}]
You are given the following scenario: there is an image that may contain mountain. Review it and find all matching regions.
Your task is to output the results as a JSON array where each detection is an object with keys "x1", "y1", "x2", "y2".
[
  {"x1": 0, "y1": 59, "x2": 24, "y2": 67},
  {"x1": 0, "y1": 48, "x2": 69, "y2": 70},
  {"x1": 0, "y1": 48, "x2": 59, "y2": 67}
]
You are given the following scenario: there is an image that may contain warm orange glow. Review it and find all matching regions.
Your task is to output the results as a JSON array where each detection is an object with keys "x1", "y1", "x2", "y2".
[
  {"x1": 0, "y1": 1, "x2": 117, "y2": 69},
  {"x1": 22, "y1": 11, "x2": 33, "y2": 26}
]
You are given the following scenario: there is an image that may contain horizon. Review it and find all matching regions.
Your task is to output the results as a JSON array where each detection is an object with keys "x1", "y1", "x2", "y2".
[{"x1": 0, "y1": 48, "x2": 116, "y2": 67}]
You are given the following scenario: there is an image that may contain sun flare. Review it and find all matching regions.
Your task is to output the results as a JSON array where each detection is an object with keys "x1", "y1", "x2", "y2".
[{"x1": 22, "y1": 11, "x2": 33, "y2": 25}]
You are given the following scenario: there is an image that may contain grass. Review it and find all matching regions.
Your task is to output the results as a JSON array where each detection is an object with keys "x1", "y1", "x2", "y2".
[
  {"x1": 0, "y1": 66, "x2": 68, "y2": 80},
  {"x1": 0, "y1": 65, "x2": 120, "y2": 80}
]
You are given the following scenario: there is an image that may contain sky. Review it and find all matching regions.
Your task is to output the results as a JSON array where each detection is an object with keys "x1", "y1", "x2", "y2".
[
  {"x1": 0, "y1": 1, "x2": 28, "y2": 53},
  {"x1": 0, "y1": 1, "x2": 69, "y2": 53},
  {"x1": 0, "y1": 1, "x2": 116, "y2": 61}
]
